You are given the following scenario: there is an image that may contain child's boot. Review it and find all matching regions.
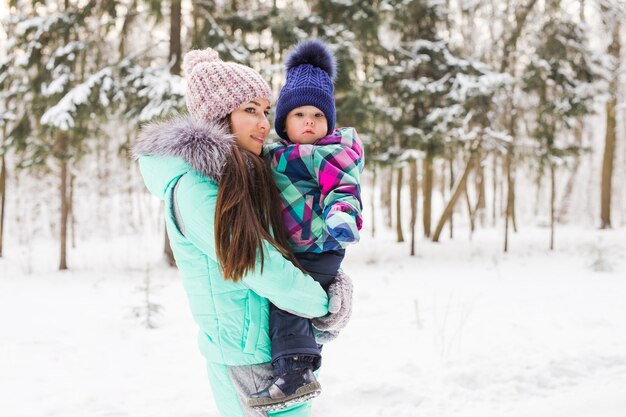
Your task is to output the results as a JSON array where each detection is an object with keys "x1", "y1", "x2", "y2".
[{"x1": 247, "y1": 357, "x2": 321, "y2": 411}]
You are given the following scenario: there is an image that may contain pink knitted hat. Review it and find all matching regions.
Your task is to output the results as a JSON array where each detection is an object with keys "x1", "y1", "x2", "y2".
[{"x1": 183, "y1": 48, "x2": 271, "y2": 122}]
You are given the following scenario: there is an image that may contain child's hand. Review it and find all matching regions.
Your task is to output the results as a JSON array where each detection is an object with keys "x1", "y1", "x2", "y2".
[{"x1": 326, "y1": 210, "x2": 360, "y2": 243}]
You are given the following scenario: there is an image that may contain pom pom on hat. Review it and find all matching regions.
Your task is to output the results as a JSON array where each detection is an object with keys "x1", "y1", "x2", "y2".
[
  {"x1": 183, "y1": 47, "x2": 271, "y2": 123},
  {"x1": 275, "y1": 40, "x2": 337, "y2": 141},
  {"x1": 182, "y1": 48, "x2": 220, "y2": 76},
  {"x1": 285, "y1": 39, "x2": 337, "y2": 80}
]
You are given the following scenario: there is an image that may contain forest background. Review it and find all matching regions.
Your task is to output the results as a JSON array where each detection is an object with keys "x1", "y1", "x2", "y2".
[
  {"x1": 0, "y1": 0, "x2": 624, "y2": 269},
  {"x1": 2, "y1": 1, "x2": 626, "y2": 417}
]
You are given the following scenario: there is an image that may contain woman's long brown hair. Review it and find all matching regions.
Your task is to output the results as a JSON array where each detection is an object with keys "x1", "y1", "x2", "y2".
[{"x1": 214, "y1": 141, "x2": 300, "y2": 282}]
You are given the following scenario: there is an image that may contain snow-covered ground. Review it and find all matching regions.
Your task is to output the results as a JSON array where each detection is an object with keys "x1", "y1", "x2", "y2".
[{"x1": 1, "y1": 225, "x2": 625, "y2": 417}]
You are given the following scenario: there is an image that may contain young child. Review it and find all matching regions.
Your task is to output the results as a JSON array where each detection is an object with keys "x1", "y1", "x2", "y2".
[{"x1": 248, "y1": 40, "x2": 364, "y2": 411}]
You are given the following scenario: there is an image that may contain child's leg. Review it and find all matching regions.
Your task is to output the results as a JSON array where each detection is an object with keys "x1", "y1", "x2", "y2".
[
  {"x1": 294, "y1": 249, "x2": 345, "y2": 289},
  {"x1": 248, "y1": 251, "x2": 345, "y2": 410},
  {"x1": 270, "y1": 250, "x2": 346, "y2": 369},
  {"x1": 269, "y1": 303, "x2": 319, "y2": 369}
]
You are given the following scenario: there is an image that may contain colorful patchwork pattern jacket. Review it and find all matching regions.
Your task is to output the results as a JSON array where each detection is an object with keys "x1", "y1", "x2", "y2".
[{"x1": 264, "y1": 127, "x2": 364, "y2": 253}]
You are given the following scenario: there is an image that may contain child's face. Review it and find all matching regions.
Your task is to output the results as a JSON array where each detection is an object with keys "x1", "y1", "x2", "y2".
[{"x1": 284, "y1": 106, "x2": 328, "y2": 144}]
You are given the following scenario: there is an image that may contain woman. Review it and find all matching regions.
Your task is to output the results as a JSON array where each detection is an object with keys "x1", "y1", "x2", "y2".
[{"x1": 132, "y1": 48, "x2": 350, "y2": 417}]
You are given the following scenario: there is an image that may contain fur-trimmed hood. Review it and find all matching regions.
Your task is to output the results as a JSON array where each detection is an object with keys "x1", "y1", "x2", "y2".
[{"x1": 132, "y1": 114, "x2": 235, "y2": 184}]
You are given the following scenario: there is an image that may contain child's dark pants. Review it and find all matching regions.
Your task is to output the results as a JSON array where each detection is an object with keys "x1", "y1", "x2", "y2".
[{"x1": 269, "y1": 249, "x2": 345, "y2": 374}]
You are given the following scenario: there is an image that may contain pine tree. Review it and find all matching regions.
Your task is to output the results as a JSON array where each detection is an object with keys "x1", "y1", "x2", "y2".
[
  {"x1": 379, "y1": 0, "x2": 508, "y2": 242},
  {"x1": 5, "y1": 1, "x2": 122, "y2": 269},
  {"x1": 0, "y1": 21, "x2": 21, "y2": 258},
  {"x1": 522, "y1": 9, "x2": 601, "y2": 249},
  {"x1": 4, "y1": 0, "x2": 185, "y2": 269},
  {"x1": 494, "y1": 0, "x2": 539, "y2": 252}
]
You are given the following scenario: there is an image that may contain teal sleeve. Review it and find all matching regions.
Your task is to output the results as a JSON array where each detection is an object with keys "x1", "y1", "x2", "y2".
[
  {"x1": 242, "y1": 241, "x2": 329, "y2": 318},
  {"x1": 176, "y1": 174, "x2": 329, "y2": 318}
]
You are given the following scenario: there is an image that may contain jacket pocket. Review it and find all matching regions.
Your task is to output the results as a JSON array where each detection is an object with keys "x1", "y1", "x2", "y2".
[{"x1": 242, "y1": 292, "x2": 261, "y2": 354}]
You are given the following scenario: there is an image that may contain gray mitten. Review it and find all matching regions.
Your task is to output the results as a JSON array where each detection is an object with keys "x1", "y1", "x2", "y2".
[
  {"x1": 312, "y1": 270, "x2": 353, "y2": 337},
  {"x1": 313, "y1": 328, "x2": 340, "y2": 344}
]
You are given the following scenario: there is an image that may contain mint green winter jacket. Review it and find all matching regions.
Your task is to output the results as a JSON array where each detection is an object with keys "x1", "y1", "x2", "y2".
[{"x1": 133, "y1": 115, "x2": 329, "y2": 366}]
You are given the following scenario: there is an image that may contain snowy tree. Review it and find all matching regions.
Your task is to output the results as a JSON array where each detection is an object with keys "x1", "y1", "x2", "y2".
[
  {"x1": 3, "y1": 1, "x2": 184, "y2": 269},
  {"x1": 430, "y1": 68, "x2": 514, "y2": 242},
  {"x1": 492, "y1": 0, "x2": 539, "y2": 252},
  {"x1": 378, "y1": 0, "x2": 509, "y2": 244},
  {"x1": 0, "y1": 24, "x2": 21, "y2": 258},
  {"x1": 3, "y1": 2, "x2": 121, "y2": 269},
  {"x1": 522, "y1": 10, "x2": 602, "y2": 249}
]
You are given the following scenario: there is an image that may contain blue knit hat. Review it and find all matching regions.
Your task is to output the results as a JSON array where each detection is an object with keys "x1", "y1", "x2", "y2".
[{"x1": 275, "y1": 40, "x2": 337, "y2": 141}]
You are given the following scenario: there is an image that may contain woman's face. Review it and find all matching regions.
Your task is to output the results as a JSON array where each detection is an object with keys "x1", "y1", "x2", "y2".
[{"x1": 230, "y1": 99, "x2": 271, "y2": 155}]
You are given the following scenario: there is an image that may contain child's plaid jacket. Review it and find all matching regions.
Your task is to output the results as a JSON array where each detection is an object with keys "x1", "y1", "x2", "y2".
[{"x1": 264, "y1": 127, "x2": 364, "y2": 253}]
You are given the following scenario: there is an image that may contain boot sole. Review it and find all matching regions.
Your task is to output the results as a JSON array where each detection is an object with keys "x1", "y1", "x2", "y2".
[{"x1": 248, "y1": 381, "x2": 322, "y2": 411}]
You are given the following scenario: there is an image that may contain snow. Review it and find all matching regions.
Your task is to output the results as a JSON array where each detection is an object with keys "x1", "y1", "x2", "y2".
[
  {"x1": 42, "y1": 73, "x2": 72, "y2": 96},
  {"x1": 399, "y1": 149, "x2": 426, "y2": 161},
  {"x1": 119, "y1": 64, "x2": 185, "y2": 122},
  {"x1": 1, "y1": 225, "x2": 625, "y2": 417},
  {"x1": 448, "y1": 72, "x2": 515, "y2": 102},
  {"x1": 46, "y1": 41, "x2": 84, "y2": 71},
  {"x1": 40, "y1": 68, "x2": 113, "y2": 130},
  {"x1": 133, "y1": 70, "x2": 185, "y2": 122}
]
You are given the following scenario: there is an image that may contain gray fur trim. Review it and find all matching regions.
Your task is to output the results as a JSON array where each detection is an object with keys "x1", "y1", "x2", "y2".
[{"x1": 132, "y1": 114, "x2": 235, "y2": 182}]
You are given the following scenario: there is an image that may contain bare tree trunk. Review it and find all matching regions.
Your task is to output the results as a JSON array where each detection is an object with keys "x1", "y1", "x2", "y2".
[
  {"x1": 163, "y1": 0, "x2": 182, "y2": 266},
  {"x1": 383, "y1": 166, "x2": 393, "y2": 228},
  {"x1": 57, "y1": 0, "x2": 71, "y2": 270},
  {"x1": 474, "y1": 160, "x2": 486, "y2": 226},
  {"x1": 504, "y1": 145, "x2": 514, "y2": 252},
  {"x1": 409, "y1": 159, "x2": 418, "y2": 255},
  {"x1": 371, "y1": 163, "x2": 377, "y2": 238},
  {"x1": 69, "y1": 172, "x2": 77, "y2": 249},
  {"x1": 464, "y1": 182, "x2": 475, "y2": 234},
  {"x1": 580, "y1": 0, "x2": 585, "y2": 22},
  {"x1": 550, "y1": 163, "x2": 556, "y2": 250},
  {"x1": 557, "y1": 122, "x2": 583, "y2": 223},
  {"x1": 125, "y1": 134, "x2": 136, "y2": 232},
  {"x1": 492, "y1": 153, "x2": 497, "y2": 227},
  {"x1": 499, "y1": 164, "x2": 505, "y2": 217},
  {"x1": 169, "y1": 0, "x2": 182, "y2": 75},
  {"x1": 58, "y1": 135, "x2": 69, "y2": 270},
  {"x1": 445, "y1": 0, "x2": 452, "y2": 31},
  {"x1": 600, "y1": 19, "x2": 620, "y2": 229},
  {"x1": 449, "y1": 159, "x2": 454, "y2": 238},
  {"x1": 423, "y1": 157, "x2": 433, "y2": 237},
  {"x1": 533, "y1": 176, "x2": 542, "y2": 217},
  {"x1": 433, "y1": 151, "x2": 477, "y2": 242},
  {"x1": 0, "y1": 125, "x2": 6, "y2": 258},
  {"x1": 119, "y1": 0, "x2": 138, "y2": 58},
  {"x1": 0, "y1": 151, "x2": 5, "y2": 258},
  {"x1": 499, "y1": 0, "x2": 536, "y2": 249},
  {"x1": 500, "y1": 0, "x2": 539, "y2": 73},
  {"x1": 396, "y1": 166, "x2": 404, "y2": 242},
  {"x1": 601, "y1": 98, "x2": 617, "y2": 228},
  {"x1": 512, "y1": 189, "x2": 518, "y2": 233},
  {"x1": 191, "y1": 0, "x2": 203, "y2": 49},
  {"x1": 439, "y1": 158, "x2": 446, "y2": 201}
]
